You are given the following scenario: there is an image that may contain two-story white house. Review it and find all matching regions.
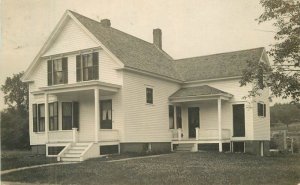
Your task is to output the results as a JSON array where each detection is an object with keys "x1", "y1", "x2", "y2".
[{"x1": 22, "y1": 10, "x2": 270, "y2": 161}]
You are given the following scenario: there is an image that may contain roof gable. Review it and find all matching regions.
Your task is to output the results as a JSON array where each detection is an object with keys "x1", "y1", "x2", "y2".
[{"x1": 42, "y1": 17, "x2": 98, "y2": 56}]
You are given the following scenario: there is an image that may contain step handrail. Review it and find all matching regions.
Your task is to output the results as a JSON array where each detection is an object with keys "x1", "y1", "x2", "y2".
[
  {"x1": 57, "y1": 143, "x2": 72, "y2": 161},
  {"x1": 80, "y1": 142, "x2": 94, "y2": 160}
]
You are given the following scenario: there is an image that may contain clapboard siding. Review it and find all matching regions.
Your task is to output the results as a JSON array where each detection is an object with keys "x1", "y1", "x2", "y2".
[
  {"x1": 253, "y1": 88, "x2": 270, "y2": 140},
  {"x1": 183, "y1": 79, "x2": 254, "y2": 140},
  {"x1": 183, "y1": 79, "x2": 251, "y2": 102},
  {"x1": 43, "y1": 17, "x2": 98, "y2": 57},
  {"x1": 99, "y1": 51, "x2": 123, "y2": 85},
  {"x1": 122, "y1": 71, "x2": 180, "y2": 142}
]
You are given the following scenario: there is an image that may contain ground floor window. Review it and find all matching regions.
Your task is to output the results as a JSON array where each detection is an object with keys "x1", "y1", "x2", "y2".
[
  {"x1": 32, "y1": 104, "x2": 45, "y2": 132},
  {"x1": 176, "y1": 106, "x2": 182, "y2": 128},
  {"x1": 100, "y1": 100, "x2": 112, "y2": 129},
  {"x1": 49, "y1": 102, "x2": 58, "y2": 131},
  {"x1": 62, "y1": 102, "x2": 80, "y2": 130},
  {"x1": 100, "y1": 145, "x2": 118, "y2": 155},
  {"x1": 48, "y1": 146, "x2": 65, "y2": 155},
  {"x1": 169, "y1": 105, "x2": 174, "y2": 129}
]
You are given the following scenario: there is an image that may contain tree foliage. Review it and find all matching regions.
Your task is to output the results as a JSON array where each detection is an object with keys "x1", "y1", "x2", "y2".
[
  {"x1": 1, "y1": 72, "x2": 29, "y2": 113},
  {"x1": 240, "y1": 0, "x2": 300, "y2": 102},
  {"x1": 1, "y1": 72, "x2": 30, "y2": 149},
  {"x1": 270, "y1": 103, "x2": 300, "y2": 127}
]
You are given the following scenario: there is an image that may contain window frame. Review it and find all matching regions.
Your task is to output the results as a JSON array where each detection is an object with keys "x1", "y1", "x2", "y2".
[
  {"x1": 76, "y1": 52, "x2": 99, "y2": 82},
  {"x1": 62, "y1": 102, "x2": 80, "y2": 130},
  {"x1": 176, "y1": 106, "x2": 182, "y2": 129},
  {"x1": 146, "y1": 88, "x2": 153, "y2": 104},
  {"x1": 48, "y1": 57, "x2": 68, "y2": 86},
  {"x1": 169, "y1": 105, "x2": 174, "y2": 129},
  {"x1": 38, "y1": 104, "x2": 45, "y2": 132},
  {"x1": 49, "y1": 102, "x2": 58, "y2": 131},
  {"x1": 257, "y1": 102, "x2": 266, "y2": 117}
]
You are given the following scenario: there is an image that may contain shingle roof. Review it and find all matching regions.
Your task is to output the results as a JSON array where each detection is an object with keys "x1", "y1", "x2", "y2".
[
  {"x1": 70, "y1": 10, "x2": 182, "y2": 80},
  {"x1": 69, "y1": 11, "x2": 265, "y2": 82},
  {"x1": 174, "y1": 48, "x2": 264, "y2": 81},
  {"x1": 169, "y1": 85, "x2": 233, "y2": 98}
]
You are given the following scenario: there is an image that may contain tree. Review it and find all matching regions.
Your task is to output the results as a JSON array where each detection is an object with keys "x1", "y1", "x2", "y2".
[
  {"x1": 270, "y1": 103, "x2": 300, "y2": 127},
  {"x1": 1, "y1": 72, "x2": 29, "y2": 113},
  {"x1": 1, "y1": 72, "x2": 30, "y2": 149},
  {"x1": 240, "y1": 0, "x2": 300, "y2": 103}
]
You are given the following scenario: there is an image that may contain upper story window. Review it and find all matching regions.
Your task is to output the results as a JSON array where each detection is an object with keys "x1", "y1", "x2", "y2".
[
  {"x1": 146, "y1": 88, "x2": 153, "y2": 104},
  {"x1": 257, "y1": 102, "x2": 266, "y2": 117},
  {"x1": 47, "y1": 58, "x2": 68, "y2": 86},
  {"x1": 76, "y1": 52, "x2": 99, "y2": 82}
]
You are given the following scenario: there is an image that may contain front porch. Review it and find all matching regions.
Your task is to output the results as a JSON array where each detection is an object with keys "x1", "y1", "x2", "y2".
[{"x1": 31, "y1": 81, "x2": 122, "y2": 161}]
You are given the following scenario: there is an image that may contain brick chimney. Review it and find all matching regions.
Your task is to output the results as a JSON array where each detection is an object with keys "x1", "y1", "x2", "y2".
[
  {"x1": 100, "y1": 19, "x2": 111, "y2": 27},
  {"x1": 153, "y1": 28, "x2": 162, "y2": 49}
]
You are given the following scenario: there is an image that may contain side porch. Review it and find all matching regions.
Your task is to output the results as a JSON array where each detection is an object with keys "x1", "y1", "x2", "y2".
[{"x1": 169, "y1": 85, "x2": 234, "y2": 152}]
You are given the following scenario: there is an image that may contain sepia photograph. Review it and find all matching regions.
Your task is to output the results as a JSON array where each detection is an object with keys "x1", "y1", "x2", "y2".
[{"x1": 0, "y1": 0, "x2": 299, "y2": 184}]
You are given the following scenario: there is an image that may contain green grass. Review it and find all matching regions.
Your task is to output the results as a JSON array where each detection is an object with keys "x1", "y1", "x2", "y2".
[
  {"x1": 1, "y1": 152, "x2": 300, "y2": 185},
  {"x1": 1, "y1": 150, "x2": 58, "y2": 171}
]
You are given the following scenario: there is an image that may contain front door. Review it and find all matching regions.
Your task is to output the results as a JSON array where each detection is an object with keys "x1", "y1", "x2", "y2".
[
  {"x1": 188, "y1": 107, "x2": 199, "y2": 138},
  {"x1": 233, "y1": 104, "x2": 245, "y2": 137}
]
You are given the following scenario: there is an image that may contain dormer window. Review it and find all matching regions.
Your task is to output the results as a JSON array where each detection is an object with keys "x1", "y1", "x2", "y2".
[
  {"x1": 47, "y1": 58, "x2": 68, "y2": 85},
  {"x1": 76, "y1": 52, "x2": 99, "y2": 82}
]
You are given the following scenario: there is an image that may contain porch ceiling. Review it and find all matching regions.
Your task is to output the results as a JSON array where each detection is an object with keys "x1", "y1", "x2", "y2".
[
  {"x1": 169, "y1": 85, "x2": 233, "y2": 103},
  {"x1": 32, "y1": 81, "x2": 121, "y2": 95}
]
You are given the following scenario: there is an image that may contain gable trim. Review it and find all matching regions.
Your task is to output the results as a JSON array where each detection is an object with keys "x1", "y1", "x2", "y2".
[{"x1": 22, "y1": 10, "x2": 124, "y2": 82}]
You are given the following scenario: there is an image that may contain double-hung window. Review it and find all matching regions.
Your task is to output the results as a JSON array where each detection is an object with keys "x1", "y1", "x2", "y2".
[
  {"x1": 257, "y1": 102, "x2": 266, "y2": 117},
  {"x1": 49, "y1": 102, "x2": 58, "y2": 131},
  {"x1": 76, "y1": 52, "x2": 99, "y2": 81},
  {"x1": 32, "y1": 104, "x2": 45, "y2": 132},
  {"x1": 146, "y1": 88, "x2": 153, "y2": 104},
  {"x1": 47, "y1": 58, "x2": 68, "y2": 85}
]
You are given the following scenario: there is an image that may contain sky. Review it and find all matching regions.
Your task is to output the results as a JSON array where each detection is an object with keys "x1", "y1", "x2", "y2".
[{"x1": 0, "y1": 0, "x2": 278, "y2": 110}]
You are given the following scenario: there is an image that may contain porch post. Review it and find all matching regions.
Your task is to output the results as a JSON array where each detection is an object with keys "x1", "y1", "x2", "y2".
[
  {"x1": 94, "y1": 88, "x2": 100, "y2": 143},
  {"x1": 218, "y1": 98, "x2": 222, "y2": 152},
  {"x1": 44, "y1": 93, "x2": 49, "y2": 143}
]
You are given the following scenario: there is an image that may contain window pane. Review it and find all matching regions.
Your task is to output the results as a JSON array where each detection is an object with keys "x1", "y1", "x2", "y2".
[
  {"x1": 146, "y1": 88, "x2": 153, "y2": 104},
  {"x1": 49, "y1": 103, "x2": 54, "y2": 116},
  {"x1": 63, "y1": 103, "x2": 72, "y2": 116},
  {"x1": 54, "y1": 59, "x2": 62, "y2": 71},
  {"x1": 39, "y1": 104, "x2": 45, "y2": 117},
  {"x1": 176, "y1": 106, "x2": 182, "y2": 128},
  {"x1": 169, "y1": 105, "x2": 174, "y2": 129}
]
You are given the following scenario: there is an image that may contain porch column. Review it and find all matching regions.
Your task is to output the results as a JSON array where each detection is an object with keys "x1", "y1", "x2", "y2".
[
  {"x1": 44, "y1": 93, "x2": 49, "y2": 143},
  {"x1": 218, "y1": 98, "x2": 222, "y2": 152},
  {"x1": 94, "y1": 88, "x2": 100, "y2": 143}
]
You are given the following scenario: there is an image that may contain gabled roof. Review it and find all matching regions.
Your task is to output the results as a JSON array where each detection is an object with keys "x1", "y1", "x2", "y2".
[
  {"x1": 23, "y1": 10, "x2": 267, "y2": 83},
  {"x1": 69, "y1": 11, "x2": 182, "y2": 80},
  {"x1": 169, "y1": 85, "x2": 233, "y2": 99},
  {"x1": 174, "y1": 47, "x2": 265, "y2": 81}
]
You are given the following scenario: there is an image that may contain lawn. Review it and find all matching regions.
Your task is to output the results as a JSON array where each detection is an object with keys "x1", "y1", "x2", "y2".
[
  {"x1": 1, "y1": 152, "x2": 300, "y2": 185},
  {"x1": 1, "y1": 150, "x2": 58, "y2": 171}
]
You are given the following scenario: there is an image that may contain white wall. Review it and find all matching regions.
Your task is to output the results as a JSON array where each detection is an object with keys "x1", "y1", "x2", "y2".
[
  {"x1": 43, "y1": 17, "x2": 98, "y2": 57},
  {"x1": 122, "y1": 71, "x2": 180, "y2": 142},
  {"x1": 252, "y1": 88, "x2": 270, "y2": 140}
]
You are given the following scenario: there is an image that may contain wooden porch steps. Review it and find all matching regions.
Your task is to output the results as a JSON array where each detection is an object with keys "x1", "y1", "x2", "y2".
[
  {"x1": 60, "y1": 143, "x2": 90, "y2": 162},
  {"x1": 175, "y1": 143, "x2": 195, "y2": 152}
]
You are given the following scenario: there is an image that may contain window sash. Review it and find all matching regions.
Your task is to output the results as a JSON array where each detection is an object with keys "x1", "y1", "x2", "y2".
[
  {"x1": 169, "y1": 105, "x2": 174, "y2": 129},
  {"x1": 38, "y1": 104, "x2": 45, "y2": 132},
  {"x1": 77, "y1": 52, "x2": 99, "y2": 82},
  {"x1": 146, "y1": 88, "x2": 153, "y2": 104},
  {"x1": 62, "y1": 102, "x2": 73, "y2": 130},
  {"x1": 48, "y1": 58, "x2": 68, "y2": 85},
  {"x1": 49, "y1": 102, "x2": 58, "y2": 131},
  {"x1": 176, "y1": 106, "x2": 182, "y2": 128}
]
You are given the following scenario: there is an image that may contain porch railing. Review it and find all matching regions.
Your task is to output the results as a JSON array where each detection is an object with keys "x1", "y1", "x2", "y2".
[
  {"x1": 48, "y1": 130, "x2": 73, "y2": 143},
  {"x1": 98, "y1": 129, "x2": 119, "y2": 141},
  {"x1": 171, "y1": 128, "x2": 231, "y2": 141},
  {"x1": 198, "y1": 129, "x2": 230, "y2": 140}
]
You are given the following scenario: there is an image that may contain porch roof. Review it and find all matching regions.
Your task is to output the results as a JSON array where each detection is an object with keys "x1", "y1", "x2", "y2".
[
  {"x1": 169, "y1": 85, "x2": 233, "y2": 102},
  {"x1": 31, "y1": 81, "x2": 121, "y2": 95}
]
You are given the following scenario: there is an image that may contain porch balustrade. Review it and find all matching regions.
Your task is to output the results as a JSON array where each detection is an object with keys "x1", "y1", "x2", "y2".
[
  {"x1": 48, "y1": 130, "x2": 73, "y2": 143},
  {"x1": 171, "y1": 128, "x2": 231, "y2": 141},
  {"x1": 98, "y1": 129, "x2": 119, "y2": 141}
]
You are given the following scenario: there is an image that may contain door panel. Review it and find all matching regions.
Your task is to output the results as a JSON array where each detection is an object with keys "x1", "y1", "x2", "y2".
[
  {"x1": 188, "y1": 107, "x2": 199, "y2": 138},
  {"x1": 100, "y1": 100, "x2": 112, "y2": 129},
  {"x1": 233, "y1": 104, "x2": 245, "y2": 137}
]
